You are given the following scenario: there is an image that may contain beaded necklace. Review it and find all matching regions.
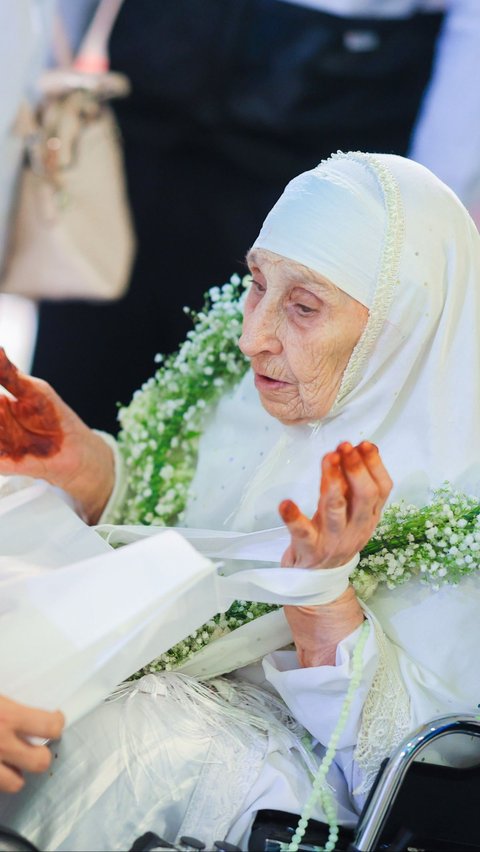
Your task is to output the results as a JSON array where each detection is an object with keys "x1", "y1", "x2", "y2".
[{"x1": 289, "y1": 620, "x2": 371, "y2": 852}]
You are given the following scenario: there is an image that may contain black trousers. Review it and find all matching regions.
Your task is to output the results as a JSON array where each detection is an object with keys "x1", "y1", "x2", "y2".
[{"x1": 32, "y1": 0, "x2": 442, "y2": 433}]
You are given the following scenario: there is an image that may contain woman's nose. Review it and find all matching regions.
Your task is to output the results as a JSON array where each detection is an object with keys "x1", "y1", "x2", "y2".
[{"x1": 239, "y1": 304, "x2": 282, "y2": 357}]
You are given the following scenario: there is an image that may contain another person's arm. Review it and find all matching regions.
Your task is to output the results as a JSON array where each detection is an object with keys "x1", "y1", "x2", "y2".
[
  {"x1": 0, "y1": 349, "x2": 114, "y2": 523},
  {"x1": 0, "y1": 695, "x2": 64, "y2": 793}
]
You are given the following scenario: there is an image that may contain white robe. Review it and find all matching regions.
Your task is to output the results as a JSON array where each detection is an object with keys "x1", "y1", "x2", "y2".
[
  {"x1": 1, "y1": 373, "x2": 479, "y2": 851},
  {"x1": 3, "y1": 152, "x2": 480, "y2": 850}
]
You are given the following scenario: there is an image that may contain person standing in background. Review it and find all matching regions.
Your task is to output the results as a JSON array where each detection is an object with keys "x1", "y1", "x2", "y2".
[
  {"x1": 31, "y1": 0, "x2": 480, "y2": 434},
  {"x1": 0, "y1": 0, "x2": 56, "y2": 371}
]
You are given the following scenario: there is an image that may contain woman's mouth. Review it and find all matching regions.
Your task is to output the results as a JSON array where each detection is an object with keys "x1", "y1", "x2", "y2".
[{"x1": 254, "y1": 372, "x2": 291, "y2": 392}]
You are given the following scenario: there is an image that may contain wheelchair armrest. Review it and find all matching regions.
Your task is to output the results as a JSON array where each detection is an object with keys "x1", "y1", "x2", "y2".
[{"x1": 352, "y1": 713, "x2": 480, "y2": 852}]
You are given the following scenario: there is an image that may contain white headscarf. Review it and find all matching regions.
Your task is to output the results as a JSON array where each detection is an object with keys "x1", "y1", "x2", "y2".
[{"x1": 185, "y1": 152, "x2": 480, "y2": 532}]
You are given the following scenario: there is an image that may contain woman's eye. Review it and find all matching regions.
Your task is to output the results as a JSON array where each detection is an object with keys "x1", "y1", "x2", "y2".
[
  {"x1": 295, "y1": 303, "x2": 315, "y2": 315},
  {"x1": 252, "y1": 279, "x2": 266, "y2": 295}
]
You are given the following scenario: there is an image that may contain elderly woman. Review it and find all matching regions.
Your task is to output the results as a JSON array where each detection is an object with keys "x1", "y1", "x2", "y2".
[{"x1": 1, "y1": 151, "x2": 480, "y2": 851}]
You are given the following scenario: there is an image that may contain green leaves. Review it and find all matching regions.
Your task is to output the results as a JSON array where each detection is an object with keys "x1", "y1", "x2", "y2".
[{"x1": 115, "y1": 276, "x2": 250, "y2": 526}]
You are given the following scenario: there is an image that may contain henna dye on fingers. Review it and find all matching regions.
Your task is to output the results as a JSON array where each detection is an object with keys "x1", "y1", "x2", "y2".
[
  {"x1": 0, "y1": 348, "x2": 29, "y2": 398},
  {"x1": 321, "y1": 453, "x2": 348, "y2": 502},
  {"x1": 336, "y1": 441, "x2": 353, "y2": 453},
  {"x1": 358, "y1": 440, "x2": 378, "y2": 455},
  {"x1": 0, "y1": 397, "x2": 63, "y2": 460},
  {"x1": 0, "y1": 351, "x2": 64, "y2": 461},
  {"x1": 278, "y1": 498, "x2": 301, "y2": 523}
]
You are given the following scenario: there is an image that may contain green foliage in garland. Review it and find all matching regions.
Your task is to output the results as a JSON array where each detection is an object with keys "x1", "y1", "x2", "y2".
[
  {"x1": 353, "y1": 486, "x2": 480, "y2": 599},
  {"x1": 114, "y1": 276, "x2": 250, "y2": 526}
]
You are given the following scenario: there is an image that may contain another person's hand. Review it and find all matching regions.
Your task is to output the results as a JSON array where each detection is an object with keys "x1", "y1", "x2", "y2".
[
  {"x1": 279, "y1": 441, "x2": 392, "y2": 667},
  {"x1": 0, "y1": 695, "x2": 64, "y2": 793},
  {"x1": 0, "y1": 349, "x2": 115, "y2": 523}
]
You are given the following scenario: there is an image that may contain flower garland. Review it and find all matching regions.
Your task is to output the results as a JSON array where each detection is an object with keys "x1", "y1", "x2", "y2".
[
  {"x1": 114, "y1": 275, "x2": 251, "y2": 527},
  {"x1": 352, "y1": 486, "x2": 480, "y2": 600},
  {"x1": 115, "y1": 278, "x2": 480, "y2": 677}
]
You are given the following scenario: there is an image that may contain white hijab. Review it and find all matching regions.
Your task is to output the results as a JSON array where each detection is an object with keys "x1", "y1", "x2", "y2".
[{"x1": 185, "y1": 152, "x2": 480, "y2": 532}]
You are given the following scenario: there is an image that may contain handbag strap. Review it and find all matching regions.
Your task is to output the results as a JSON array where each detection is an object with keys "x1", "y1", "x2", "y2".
[{"x1": 52, "y1": 0, "x2": 125, "y2": 74}]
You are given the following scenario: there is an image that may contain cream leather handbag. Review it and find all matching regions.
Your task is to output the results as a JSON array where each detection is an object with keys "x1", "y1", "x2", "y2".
[{"x1": 0, "y1": 0, "x2": 135, "y2": 302}]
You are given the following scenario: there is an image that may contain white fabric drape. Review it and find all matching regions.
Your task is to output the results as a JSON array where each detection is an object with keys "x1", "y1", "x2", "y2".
[{"x1": 3, "y1": 152, "x2": 480, "y2": 850}]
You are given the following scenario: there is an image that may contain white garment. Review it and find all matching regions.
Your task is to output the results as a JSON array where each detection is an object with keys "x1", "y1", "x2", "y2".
[
  {"x1": 3, "y1": 153, "x2": 480, "y2": 850},
  {"x1": 183, "y1": 152, "x2": 480, "y2": 828},
  {"x1": 0, "y1": 667, "x2": 360, "y2": 851}
]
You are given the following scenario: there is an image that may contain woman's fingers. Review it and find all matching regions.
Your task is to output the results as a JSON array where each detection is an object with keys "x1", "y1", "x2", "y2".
[
  {"x1": 279, "y1": 455, "x2": 349, "y2": 565},
  {"x1": 280, "y1": 441, "x2": 393, "y2": 569},
  {"x1": 0, "y1": 394, "x2": 59, "y2": 461},
  {"x1": 0, "y1": 348, "x2": 31, "y2": 398},
  {"x1": 318, "y1": 452, "x2": 348, "y2": 537},
  {"x1": 337, "y1": 443, "x2": 380, "y2": 523},
  {"x1": 357, "y1": 441, "x2": 393, "y2": 505},
  {"x1": 313, "y1": 441, "x2": 389, "y2": 558},
  {"x1": 0, "y1": 351, "x2": 64, "y2": 462},
  {"x1": 279, "y1": 499, "x2": 315, "y2": 543},
  {"x1": 279, "y1": 499, "x2": 318, "y2": 566}
]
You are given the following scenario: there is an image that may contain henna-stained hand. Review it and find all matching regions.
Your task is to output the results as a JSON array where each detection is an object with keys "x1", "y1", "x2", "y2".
[
  {"x1": 0, "y1": 348, "x2": 115, "y2": 524},
  {"x1": 0, "y1": 348, "x2": 64, "y2": 461},
  {"x1": 279, "y1": 441, "x2": 393, "y2": 570},
  {"x1": 279, "y1": 441, "x2": 393, "y2": 667}
]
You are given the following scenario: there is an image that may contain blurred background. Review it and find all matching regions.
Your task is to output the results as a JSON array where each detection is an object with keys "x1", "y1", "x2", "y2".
[{"x1": 1, "y1": 0, "x2": 479, "y2": 433}]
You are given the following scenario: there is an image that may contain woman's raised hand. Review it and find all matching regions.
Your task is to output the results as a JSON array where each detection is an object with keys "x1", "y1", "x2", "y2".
[
  {"x1": 279, "y1": 442, "x2": 392, "y2": 667},
  {"x1": 0, "y1": 348, "x2": 115, "y2": 523},
  {"x1": 279, "y1": 441, "x2": 392, "y2": 570}
]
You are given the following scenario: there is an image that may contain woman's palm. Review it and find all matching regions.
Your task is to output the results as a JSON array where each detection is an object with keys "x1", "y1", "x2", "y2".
[{"x1": 0, "y1": 348, "x2": 91, "y2": 487}]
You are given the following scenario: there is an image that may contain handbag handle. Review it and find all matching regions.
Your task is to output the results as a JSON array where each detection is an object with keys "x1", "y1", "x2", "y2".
[{"x1": 52, "y1": 0, "x2": 125, "y2": 74}]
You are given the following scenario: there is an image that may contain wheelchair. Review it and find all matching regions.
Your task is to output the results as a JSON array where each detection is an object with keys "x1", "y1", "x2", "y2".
[{"x1": 2, "y1": 714, "x2": 479, "y2": 852}]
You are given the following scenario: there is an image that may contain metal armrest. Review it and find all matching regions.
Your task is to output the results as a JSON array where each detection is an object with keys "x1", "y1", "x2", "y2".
[{"x1": 351, "y1": 713, "x2": 480, "y2": 851}]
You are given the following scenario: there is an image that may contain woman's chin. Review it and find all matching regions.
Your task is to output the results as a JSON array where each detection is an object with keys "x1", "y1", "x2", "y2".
[
  {"x1": 255, "y1": 386, "x2": 329, "y2": 426},
  {"x1": 256, "y1": 390, "x2": 308, "y2": 425}
]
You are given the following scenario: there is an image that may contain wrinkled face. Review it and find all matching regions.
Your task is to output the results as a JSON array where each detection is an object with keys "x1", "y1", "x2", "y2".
[{"x1": 239, "y1": 249, "x2": 369, "y2": 424}]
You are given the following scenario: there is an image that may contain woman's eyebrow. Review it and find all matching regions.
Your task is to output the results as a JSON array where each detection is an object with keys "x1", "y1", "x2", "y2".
[
  {"x1": 289, "y1": 273, "x2": 334, "y2": 297},
  {"x1": 245, "y1": 250, "x2": 335, "y2": 296}
]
